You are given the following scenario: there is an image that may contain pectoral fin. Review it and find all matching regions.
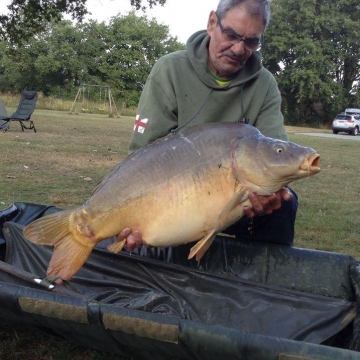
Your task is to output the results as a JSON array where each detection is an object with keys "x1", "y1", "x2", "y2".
[
  {"x1": 188, "y1": 231, "x2": 216, "y2": 261},
  {"x1": 188, "y1": 186, "x2": 248, "y2": 262},
  {"x1": 218, "y1": 185, "x2": 247, "y2": 225}
]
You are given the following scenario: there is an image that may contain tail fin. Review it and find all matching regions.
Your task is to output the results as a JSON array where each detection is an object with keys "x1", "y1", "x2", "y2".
[
  {"x1": 23, "y1": 210, "x2": 94, "y2": 280},
  {"x1": 24, "y1": 209, "x2": 73, "y2": 246},
  {"x1": 48, "y1": 233, "x2": 94, "y2": 279}
]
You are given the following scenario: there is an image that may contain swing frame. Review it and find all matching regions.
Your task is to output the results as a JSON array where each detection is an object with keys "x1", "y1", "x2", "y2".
[{"x1": 69, "y1": 84, "x2": 120, "y2": 117}]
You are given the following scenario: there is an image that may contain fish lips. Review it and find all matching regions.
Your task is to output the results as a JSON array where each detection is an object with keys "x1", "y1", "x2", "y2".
[{"x1": 299, "y1": 152, "x2": 321, "y2": 174}]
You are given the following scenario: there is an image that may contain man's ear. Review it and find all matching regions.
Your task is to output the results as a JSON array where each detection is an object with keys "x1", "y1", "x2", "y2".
[{"x1": 207, "y1": 10, "x2": 217, "y2": 37}]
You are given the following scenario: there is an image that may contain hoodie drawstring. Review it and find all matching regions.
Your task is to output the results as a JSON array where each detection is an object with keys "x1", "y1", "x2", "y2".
[{"x1": 171, "y1": 88, "x2": 213, "y2": 134}]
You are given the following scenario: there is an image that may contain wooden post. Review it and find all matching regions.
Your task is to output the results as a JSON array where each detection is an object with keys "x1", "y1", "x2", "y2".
[{"x1": 69, "y1": 87, "x2": 82, "y2": 113}]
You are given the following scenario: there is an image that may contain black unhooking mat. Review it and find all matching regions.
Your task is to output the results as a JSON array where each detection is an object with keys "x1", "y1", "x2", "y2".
[{"x1": 1, "y1": 202, "x2": 360, "y2": 359}]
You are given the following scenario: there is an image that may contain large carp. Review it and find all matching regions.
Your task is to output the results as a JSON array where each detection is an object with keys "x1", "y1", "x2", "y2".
[{"x1": 24, "y1": 123, "x2": 320, "y2": 280}]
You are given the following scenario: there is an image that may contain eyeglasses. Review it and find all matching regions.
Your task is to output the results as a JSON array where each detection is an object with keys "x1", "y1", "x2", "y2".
[{"x1": 215, "y1": 13, "x2": 262, "y2": 51}]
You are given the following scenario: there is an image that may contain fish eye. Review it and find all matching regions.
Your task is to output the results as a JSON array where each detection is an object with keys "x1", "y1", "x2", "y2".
[{"x1": 276, "y1": 147, "x2": 284, "y2": 153}]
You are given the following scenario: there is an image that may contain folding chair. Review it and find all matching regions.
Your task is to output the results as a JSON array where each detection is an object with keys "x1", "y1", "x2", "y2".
[
  {"x1": 0, "y1": 99, "x2": 10, "y2": 131},
  {"x1": 3, "y1": 91, "x2": 38, "y2": 133}
]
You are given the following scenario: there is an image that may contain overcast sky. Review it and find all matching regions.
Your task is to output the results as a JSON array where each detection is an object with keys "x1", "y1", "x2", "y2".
[{"x1": 0, "y1": 0, "x2": 220, "y2": 43}]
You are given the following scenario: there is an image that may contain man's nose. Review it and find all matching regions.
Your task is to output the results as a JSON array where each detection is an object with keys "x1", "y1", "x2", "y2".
[{"x1": 231, "y1": 40, "x2": 246, "y2": 55}]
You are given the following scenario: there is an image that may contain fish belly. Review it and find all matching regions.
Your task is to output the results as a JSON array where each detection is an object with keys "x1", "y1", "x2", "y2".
[{"x1": 112, "y1": 172, "x2": 241, "y2": 248}]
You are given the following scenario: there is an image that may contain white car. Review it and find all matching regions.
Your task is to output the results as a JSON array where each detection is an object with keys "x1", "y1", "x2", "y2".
[{"x1": 332, "y1": 113, "x2": 360, "y2": 136}]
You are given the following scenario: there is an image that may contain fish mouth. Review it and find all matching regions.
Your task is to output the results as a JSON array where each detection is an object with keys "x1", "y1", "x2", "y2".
[{"x1": 299, "y1": 153, "x2": 321, "y2": 173}]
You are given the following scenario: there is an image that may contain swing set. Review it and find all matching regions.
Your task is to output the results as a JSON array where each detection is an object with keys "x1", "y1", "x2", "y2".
[{"x1": 69, "y1": 84, "x2": 120, "y2": 117}]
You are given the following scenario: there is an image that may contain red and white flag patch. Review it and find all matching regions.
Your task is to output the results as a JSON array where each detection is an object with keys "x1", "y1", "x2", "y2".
[{"x1": 133, "y1": 115, "x2": 148, "y2": 134}]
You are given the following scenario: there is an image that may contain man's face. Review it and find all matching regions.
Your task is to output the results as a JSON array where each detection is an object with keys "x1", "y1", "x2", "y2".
[{"x1": 207, "y1": 6, "x2": 264, "y2": 78}]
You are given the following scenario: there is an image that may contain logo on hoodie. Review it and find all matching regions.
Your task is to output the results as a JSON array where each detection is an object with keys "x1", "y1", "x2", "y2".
[{"x1": 133, "y1": 115, "x2": 148, "y2": 134}]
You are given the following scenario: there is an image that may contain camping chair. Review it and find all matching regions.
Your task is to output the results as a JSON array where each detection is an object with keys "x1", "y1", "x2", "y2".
[
  {"x1": 3, "y1": 91, "x2": 38, "y2": 133},
  {"x1": 0, "y1": 99, "x2": 9, "y2": 131}
]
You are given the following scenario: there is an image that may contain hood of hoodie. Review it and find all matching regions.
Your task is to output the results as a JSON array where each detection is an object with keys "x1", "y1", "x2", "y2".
[{"x1": 186, "y1": 30, "x2": 263, "y2": 89}]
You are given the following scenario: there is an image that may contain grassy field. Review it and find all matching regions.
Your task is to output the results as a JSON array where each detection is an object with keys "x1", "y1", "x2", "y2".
[{"x1": 0, "y1": 109, "x2": 359, "y2": 358}]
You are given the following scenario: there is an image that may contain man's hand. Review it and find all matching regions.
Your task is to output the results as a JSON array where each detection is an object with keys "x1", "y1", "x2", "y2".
[
  {"x1": 243, "y1": 187, "x2": 293, "y2": 218},
  {"x1": 115, "y1": 228, "x2": 144, "y2": 252}
]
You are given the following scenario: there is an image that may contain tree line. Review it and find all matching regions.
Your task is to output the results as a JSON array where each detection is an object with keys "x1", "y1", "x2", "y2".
[
  {"x1": 0, "y1": 13, "x2": 184, "y2": 107},
  {"x1": 262, "y1": 0, "x2": 360, "y2": 125},
  {"x1": 0, "y1": 0, "x2": 359, "y2": 125},
  {"x1": 0, "y1": 0, "x2": 166, "y2": 43}
]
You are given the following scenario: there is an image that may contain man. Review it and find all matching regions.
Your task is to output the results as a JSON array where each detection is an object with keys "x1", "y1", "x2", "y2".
[{"x1": 118, "y1": 0, "x2": 297, "y2": 251}]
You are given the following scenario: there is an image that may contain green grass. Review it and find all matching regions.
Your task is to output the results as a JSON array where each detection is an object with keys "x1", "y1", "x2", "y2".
[
  {"x1": 1, "y1": 92, "x2": 137, "y2": 117},
  {"x1": 287, "y1": 133, "x2": 360, "y2": 258},
  {"x1": 0, "y1": 110, "x2": 136, "y2": 359},
  {"x1": 0, "y1": 110, "x2": 359, "y2": 358},
  {"x1": 0, "y1": 109, "x2": 131, "y2": 207}
]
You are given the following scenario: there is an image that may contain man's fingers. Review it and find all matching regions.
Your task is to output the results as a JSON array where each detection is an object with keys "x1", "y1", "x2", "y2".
[
  {"x1": 126, "y1": 234, "x2": 136, "y2": 251},
  {"x1": 247, "y1": 190, "x2": 286, "y2": 217},
  {"x1": 243, "y1": 206, "x2": 255, "y2": 218},
  {"x1": 122, "y1": 230, "x2": 146, "y2": 252},
  {"x1": 267, "y1": 193, "x2": 281, "y2": 212},
  {"x1": 248, "y1": 192, "x2": 273, "y2": 215},
  {"x1": 247, "y1": 192, "x2": 263, "y2": 213},
  {"x1": 116, "y1": 228, "x2": 132, "y2": 242},
  {"x1": 279, "y1": 188, "x2": 292, "y2": 201},
  {"x1": 132, "y1": 230, "x2": 144, "y2": 248}
]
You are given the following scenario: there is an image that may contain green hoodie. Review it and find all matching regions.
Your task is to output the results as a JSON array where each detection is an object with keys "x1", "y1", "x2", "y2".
[{"x1": 129, "y1": 30, "x2": 288, "y2": 153}]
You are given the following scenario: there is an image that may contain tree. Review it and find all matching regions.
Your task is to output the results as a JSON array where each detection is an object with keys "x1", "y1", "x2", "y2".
[
  {"x1": 0, "y1": 0, "x2": 166, "y2": 43},
  {"x1": 0, "y1": 14, "x2": 184, "y2": 105},
  {"x1": 102, "y1": 12, "x2": 182, "y2": 105},
  {"x1": 262, "y1": 0, "x2": 360, "y2": 125}
]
